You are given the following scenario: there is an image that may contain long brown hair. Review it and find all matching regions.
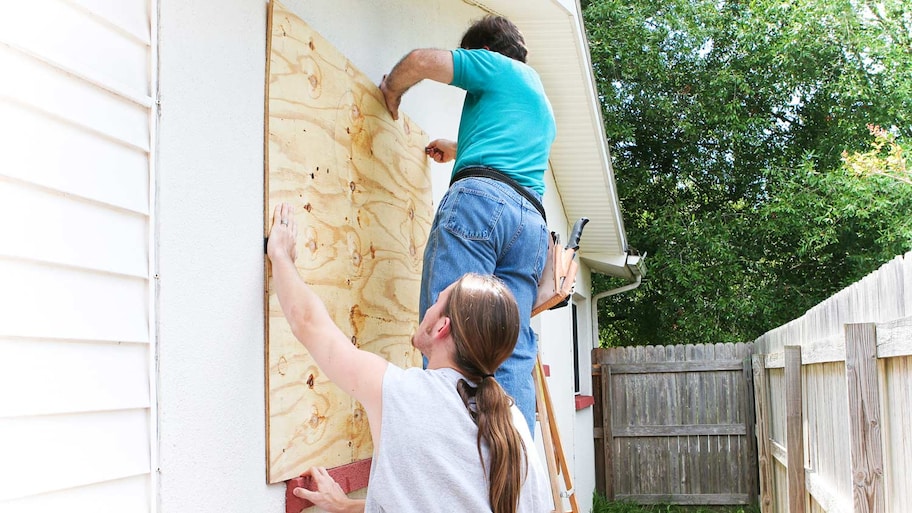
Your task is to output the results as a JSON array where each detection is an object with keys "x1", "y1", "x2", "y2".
[{"x1": 445, "y1": 273, "x2": 526, "y2": 513}]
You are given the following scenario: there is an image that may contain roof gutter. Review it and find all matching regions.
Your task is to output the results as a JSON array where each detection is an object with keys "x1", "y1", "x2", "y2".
[{"x1": 590, "y1": 251, "x2": 645, "y2": 349}]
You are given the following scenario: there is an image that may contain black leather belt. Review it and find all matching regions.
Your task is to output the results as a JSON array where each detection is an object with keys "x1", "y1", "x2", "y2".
[{"x1": 450, "y1": 166, "x2": 547, "y2": 222}]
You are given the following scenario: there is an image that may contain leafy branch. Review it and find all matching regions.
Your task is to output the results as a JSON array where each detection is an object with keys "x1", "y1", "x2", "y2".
[{"x1": 842, "y1": 124, "x2": 910, "y2": 185}]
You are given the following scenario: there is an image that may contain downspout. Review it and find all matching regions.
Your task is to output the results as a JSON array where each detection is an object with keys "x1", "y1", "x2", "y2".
[{"x1": 590, "y1": 270, "x2": 642, "y2": 350}]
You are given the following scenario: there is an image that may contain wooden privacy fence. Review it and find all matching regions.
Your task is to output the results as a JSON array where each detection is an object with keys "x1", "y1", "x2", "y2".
[
  {"x1": 752, "y1": 251, "x2": 912, "y2": 513},
  {"x1": 592, "y1": 342, "x2": 758, "y2": 505}
]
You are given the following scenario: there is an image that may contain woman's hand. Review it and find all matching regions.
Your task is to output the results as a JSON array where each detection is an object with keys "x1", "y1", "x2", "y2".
[
  {"x1": 266, "y1": 202, "x2": 298, "y2": 264},
  {"x1": 293, "y1": 466, "x2": 366, "y2": 513}
]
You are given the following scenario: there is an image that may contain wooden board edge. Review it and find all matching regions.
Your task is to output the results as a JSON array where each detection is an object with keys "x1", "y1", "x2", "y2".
[{"x1": 264, "y1": 0, "x2": 276, "y2": 484}]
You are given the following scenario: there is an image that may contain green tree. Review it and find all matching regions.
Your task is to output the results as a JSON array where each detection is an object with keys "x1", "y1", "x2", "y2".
[{"x1": 583, "y1": 0, "x2": 912, "y2": 346}]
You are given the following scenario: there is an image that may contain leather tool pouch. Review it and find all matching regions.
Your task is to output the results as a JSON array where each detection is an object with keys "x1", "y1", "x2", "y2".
[{"x1": 532, "y1": 231, "x2": 579, "y2": 317}]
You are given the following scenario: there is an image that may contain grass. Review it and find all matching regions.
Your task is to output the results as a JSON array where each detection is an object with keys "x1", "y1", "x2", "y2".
[{"x1": 591, "y1": 494, "x2": 761, "y2": 513}]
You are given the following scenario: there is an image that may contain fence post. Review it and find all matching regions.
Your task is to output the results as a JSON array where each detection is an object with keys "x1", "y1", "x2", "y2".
[
  {"x1": 600, "y1": 364, "x2": 614, "y2": 499},
  {"x1": 592, "y1": 364, "x2": 604, "y2": 497},
  {"x1": 753, "y1": 354, "x2": 774, "y2": 513},
  {"x1": 844, "y1": 323, "x2": 885, "y2": 513},
  {"x1": 743, "y1": 356, "x2": 759, "y2": 505},
  {"x1": 785, "y1": 346, "x2": 806, "y2": 513}
]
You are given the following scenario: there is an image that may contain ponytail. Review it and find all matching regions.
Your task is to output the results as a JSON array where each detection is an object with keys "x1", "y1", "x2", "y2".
[{"x1": 447, "y1": 274, "x2": 526, "y2": 513}]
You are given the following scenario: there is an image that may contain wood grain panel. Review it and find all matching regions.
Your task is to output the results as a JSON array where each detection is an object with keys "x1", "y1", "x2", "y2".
[
  {"x1": 844, "y1": 324, "x2": 885, "y2": 513},
  {"x1": 264, "y1": 1, "x2": 431, "y2": 483},
  {"x1": 785, "y1": 346, "x2": 807, "y2": 513}
]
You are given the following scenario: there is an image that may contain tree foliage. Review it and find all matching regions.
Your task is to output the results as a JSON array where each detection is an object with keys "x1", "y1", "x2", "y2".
[
  {"x1": 843, "y1": 124, "x2": 910, "y2": 185},
  {"x1": 583, "y1": 0, "x2": 912, "y2": 346}
]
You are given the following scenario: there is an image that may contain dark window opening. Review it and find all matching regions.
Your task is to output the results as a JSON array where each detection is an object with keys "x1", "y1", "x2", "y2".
[{"x1": 572, "y1": 303, "x2": 580, "y2": 393}]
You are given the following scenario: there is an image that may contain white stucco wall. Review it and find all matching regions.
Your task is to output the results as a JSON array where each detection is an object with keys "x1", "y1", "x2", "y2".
[
  {"x1": 156, "y1": 1, "x2": 279, "y2": 510},
  {"x1": 572, "y1": 269, "x2": 598, "y2": 511}
]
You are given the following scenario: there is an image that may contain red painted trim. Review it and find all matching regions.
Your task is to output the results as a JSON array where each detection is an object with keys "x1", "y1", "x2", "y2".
[
  {"x1": 574, "y1": 394, "x2": 595, "y2": 410},
  {"x1": 286, "y1": 458, "x2": 372, "y2": 513},
  {"x1": 541, "y1": 364, "x2": 550, "y2": 377}
]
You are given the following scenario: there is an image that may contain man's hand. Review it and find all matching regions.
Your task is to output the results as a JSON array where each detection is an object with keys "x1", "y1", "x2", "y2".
[
  {"x1": 425, "y1": 139, "x2": 457, "y2": 163},
  {"x1": 379, "y1": 49, "x2": 454, "y2": 121},
  {"x1": 267, "y1": 202, "x2": 297, "y2": 264},
  {"x1": 292, "y1": 466, "x2": 366, "y2": 513}
]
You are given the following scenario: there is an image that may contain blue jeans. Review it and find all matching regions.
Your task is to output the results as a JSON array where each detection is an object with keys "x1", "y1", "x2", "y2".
[{"x1": 420, "y1": 176, "x2": 548, "y2": 433}]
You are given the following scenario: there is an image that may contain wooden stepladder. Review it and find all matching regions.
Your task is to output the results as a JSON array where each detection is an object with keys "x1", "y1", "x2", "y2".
[
  {"x1": 534, "y1": 356, "x2": 580, "y2": 513},
  {"x1": 530, "y1": 218, "x2": 588, "y2": 513}
]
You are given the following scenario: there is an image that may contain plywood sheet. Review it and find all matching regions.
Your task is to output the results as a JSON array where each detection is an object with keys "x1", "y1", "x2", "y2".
[{"x1": 265, "y1": 1, "x2": 431, "y2": 483}]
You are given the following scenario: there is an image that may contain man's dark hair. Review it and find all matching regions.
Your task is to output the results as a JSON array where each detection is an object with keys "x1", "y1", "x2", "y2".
[{"x1": 460, "y1": 16, "x2": 527, "y2": 63}]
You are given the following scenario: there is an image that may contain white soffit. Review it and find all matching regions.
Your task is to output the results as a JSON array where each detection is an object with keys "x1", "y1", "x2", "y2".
[{"x1": 462, "y1": 0, "x2": 639, "y2": 280}]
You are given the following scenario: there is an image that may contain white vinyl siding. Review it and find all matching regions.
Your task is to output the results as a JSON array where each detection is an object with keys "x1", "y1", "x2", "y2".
[{"x1": 0, "y1": 0, "x2": 155, "y2": 510}]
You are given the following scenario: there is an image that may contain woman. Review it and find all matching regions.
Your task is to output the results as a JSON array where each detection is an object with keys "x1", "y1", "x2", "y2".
[{"x1": 267, "y1": 203, "x2": 550, "y2": 512}]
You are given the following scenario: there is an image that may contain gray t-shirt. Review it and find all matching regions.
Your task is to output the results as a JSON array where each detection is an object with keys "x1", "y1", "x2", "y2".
[{"x1": 364, "y1": 365, "x2": 552, "y2": 512}]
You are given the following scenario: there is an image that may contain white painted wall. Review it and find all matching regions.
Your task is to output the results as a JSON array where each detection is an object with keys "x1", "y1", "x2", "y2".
[
  {"x1": 156, "y1": 0, "x2": 277, "y2": 510},
  {"x1": 572, "y1": 269, "x2": 598, "y2": 511}
]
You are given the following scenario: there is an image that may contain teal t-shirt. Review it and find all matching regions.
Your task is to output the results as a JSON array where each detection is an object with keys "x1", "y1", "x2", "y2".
[{"x1": 450, "y1": 48, "x2": 556, "y2": 195}]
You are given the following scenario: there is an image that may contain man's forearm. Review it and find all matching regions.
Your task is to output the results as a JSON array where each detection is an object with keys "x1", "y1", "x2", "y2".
[
  {"x1": 380, "y1": 49, "x2": 454, "y2": 120},
  {"x1": 383, "y1": 52, "x2": 419, "y2": 98},
  {"x1": 385, "y1": 49, "x2": 454, "y2": 94}
]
